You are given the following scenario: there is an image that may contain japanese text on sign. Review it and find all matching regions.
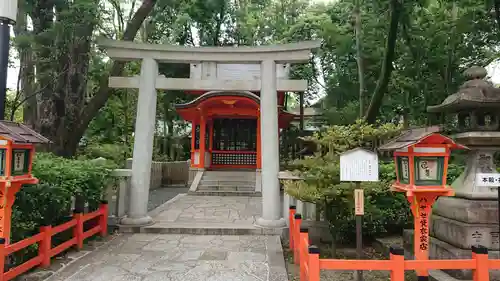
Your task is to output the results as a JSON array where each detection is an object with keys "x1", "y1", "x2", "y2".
[
  {"x1": 400, "y1": 158, "x2": 409, "y2": 180},
  {"x1": 340, "y1": 148, "x2": 379, "y2": 182},
  {"x1": 14, "y1": 151, "x2": 25, "y2": 172},
  {"x1": 418, "y1": 197, "x2": 429, "y2": 251},
  {"x1": 354, "y1": 189, "x2": 364, "y2": 215},
  {"x1": 417, "y1": 159, "x2": 438, "y2": 181},
  {"x1": 476, "y1": 173, "x2": 500, "y2": 187}
]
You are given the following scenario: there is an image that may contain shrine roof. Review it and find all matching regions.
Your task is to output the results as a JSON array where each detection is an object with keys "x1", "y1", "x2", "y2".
[
  {"x1": 0, "y1": 121, "x2": 51, "y2": 144},
  {"x1": 174, "y1": 91, "x2": 260, "y2": 109},
  {"x1": 379, "y1": 126, "x2": 466, "y2": 151}
]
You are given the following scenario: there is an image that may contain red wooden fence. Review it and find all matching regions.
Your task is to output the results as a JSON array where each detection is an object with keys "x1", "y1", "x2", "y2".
[
  {"x1": 288, "y1": 206, "x2": 500, "y2": 281},
  {"x1": 0, "y1": 201, "x2": 108, "y2": 281}
]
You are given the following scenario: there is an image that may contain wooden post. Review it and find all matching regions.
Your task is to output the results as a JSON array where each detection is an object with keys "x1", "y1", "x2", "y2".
[
  {"x1": 73, "y1": 209, "x2": 84, "y2": 250},
  {"x1": 472, "y1": 245, "x2": 489, "y2": 281},
  {"x1": 39, "y1": 225, "x2": 52, "y2": 268},
  {"x1": 289, "y1": 206, "x2": 296, "y2": 250},
  {"x1": 389, "y1": 246, "x2": 405, "y2": 281},
  {"x1": 0, "y1": 238, "x2": 5, "y2": 281},
  {"x1": 411, "y1": 194, "x2": 436, "y2": 280},
  {"x1": 299, "y1": 228, "x2": 309, "y2": 281},
  {"x1": 354, "y1": 183, "x2": 364, "y2": 281},
  {"x1": 308, "y1": 245, "x2": 320, "y2": 281},
  {"x1": 99, "y1": 200, "x2": 108, "y2": 237},
  {"x1": 190, "y1": 121, "x2": 196, "y2": 166},
  {"x1": 294, "y1": 214, "x2": 302, "y2": 265},
  {"x1": 199, "y1": 115, "x2": 206, "y2": 168}
]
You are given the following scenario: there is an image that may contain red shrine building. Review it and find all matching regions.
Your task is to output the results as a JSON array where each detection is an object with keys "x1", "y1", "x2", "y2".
[{"x1": 175, "y1": 90, "x2": 297, "y2": 169}]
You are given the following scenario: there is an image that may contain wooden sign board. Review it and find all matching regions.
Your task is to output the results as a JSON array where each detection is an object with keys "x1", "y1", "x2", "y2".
[
  {"x1": 340, "y1": 148, "x2": 379, "y2": 182},
  {"x1": 354, "y1": 189, "x2": 364, "y2": 215}
]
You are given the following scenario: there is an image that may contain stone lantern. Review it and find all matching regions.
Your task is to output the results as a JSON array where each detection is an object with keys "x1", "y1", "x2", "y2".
[{"x1": 424, "y1": 66, "x2": 500, "y2": 281}]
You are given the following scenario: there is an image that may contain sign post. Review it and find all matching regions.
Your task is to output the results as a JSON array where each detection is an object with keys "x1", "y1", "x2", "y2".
[
  {"x1": 475, "y1": 172, "x2": 500, "y2": 248},
  {"x1": 340, "y1": 148, "x2": 379, "y2": 281}
]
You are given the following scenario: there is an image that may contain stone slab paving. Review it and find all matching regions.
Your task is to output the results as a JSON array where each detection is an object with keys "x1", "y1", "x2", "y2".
[
  {"x1": 46, "y1": 233, "x2": 288, "y2": 281},
  {"x1": 135, "y1": 194, "x2": 282, "y2": 235}
]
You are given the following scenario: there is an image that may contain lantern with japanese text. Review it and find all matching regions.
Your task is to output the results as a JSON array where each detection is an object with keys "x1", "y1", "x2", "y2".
[
  {"x1": 379, "y1": 126, "x2": 467, "y2": 281},
  {"x1": 0, "y1": 121, "x2": 50, "y2": 243}
]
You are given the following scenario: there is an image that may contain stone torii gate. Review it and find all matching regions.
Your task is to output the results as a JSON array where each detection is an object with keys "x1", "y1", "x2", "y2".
[{"x1": 98, "y1": 38, "x2": 321, "y2": 228}]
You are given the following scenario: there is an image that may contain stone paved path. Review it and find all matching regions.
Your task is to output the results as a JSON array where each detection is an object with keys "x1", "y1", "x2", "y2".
[
  {"x1": 47, "y1": 233, "x2": 287, "y2": 281},
  {"x1": 45, "y1": 195, "x2": 288, "y2": 281},
  {"x1": 142, "y1": 194, "x2": 282, "y2": 235}
]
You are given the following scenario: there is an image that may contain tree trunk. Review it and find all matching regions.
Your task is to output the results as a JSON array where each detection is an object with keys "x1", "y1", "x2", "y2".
[
  {"x1": 494, "y1": 0, "x2": 500, "y2": 34},
  {"x1": 353, "y1": 0, "x2": 365, "y2": 118},
  {"x1": 14, "y1": 3, "x2": 37, "y2": 127},
  {"x1": 58, "y1": 0, "x2": 158, "y2": 157},
  {"x1": 363, "y1": 0, "x2": 401, "y2": 124}
]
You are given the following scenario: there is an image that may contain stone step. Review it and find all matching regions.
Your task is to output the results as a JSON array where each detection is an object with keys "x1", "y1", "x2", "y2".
[
  {"x1": 188, "y1": 190, "x2": 261, "y2": 197},
  {"x1": 136, "y1": 221, "x2": 281, "y2": 235},
  {"x1": 200, "y1": 179, "x2": 256, "y2": 186},
  {"x1": 201, "y1": 176, "x2": 256, "y2": 182},
  {"x1": 198, "y1": 185, "x2": 255, "y2": 191}
]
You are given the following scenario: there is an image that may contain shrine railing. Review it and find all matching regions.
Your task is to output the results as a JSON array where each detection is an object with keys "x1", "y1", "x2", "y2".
[
  {"x1": 288, "y1": 207, "x2": 500, "y2": 281},
  {"x1": 211, "y1": 150, "x2": 257, "y2": 167},
  {"x1": 0, "y1": 202, "x2": 108, "y2": 281}
]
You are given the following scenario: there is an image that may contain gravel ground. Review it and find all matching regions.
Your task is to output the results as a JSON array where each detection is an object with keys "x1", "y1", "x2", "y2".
[{"x1": 147, "y1": 186, "x2": 189, "y2": 211}]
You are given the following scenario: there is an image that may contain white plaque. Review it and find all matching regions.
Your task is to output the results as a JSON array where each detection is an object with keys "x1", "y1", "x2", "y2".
[
  {"x1": 416, "y1": 158, "x2": 439, "y2": 181},
  {"x1": 400, "y1": 157, "x2": 410, "y2": 180},
  {"x1": 216, "y1": 64, "x2": 289, "y2": 80},
  {"x1": 13, "y1": 151, "x2": 25, "y2": 172},
  {"x1": 340, "y1": 148, "x2": 379, "y2": 182},
  {"x1": 476, "y1": 173, "x2": 500, "y2": 187}
]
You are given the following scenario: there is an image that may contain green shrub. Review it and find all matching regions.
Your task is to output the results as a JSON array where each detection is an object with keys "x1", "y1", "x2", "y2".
[
  {"x1": 10, "y1": 153, "x2": 117, "y2": 264},
  {"x1": 79, "y1": 143, "x2": 130, "y2": 166},
  {"x1": 284, "y1": 121, "x2": 409, "y2": 254},
  {"x1": 284, "y1": 121, "x2": 467, "y2": 254}
]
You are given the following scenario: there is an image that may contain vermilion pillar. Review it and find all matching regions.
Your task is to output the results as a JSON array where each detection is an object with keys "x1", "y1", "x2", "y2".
[
  {"x1": 191, "y1": 121, "x2": 196, "y2": 166},
  {"x1": 199, "y1": 115, "x2": 206, "y2": 168}
]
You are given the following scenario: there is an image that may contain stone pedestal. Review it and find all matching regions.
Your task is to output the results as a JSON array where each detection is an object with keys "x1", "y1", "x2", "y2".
[{"x1": 416, "y1": 134, "x2": 500, "y2": 280}]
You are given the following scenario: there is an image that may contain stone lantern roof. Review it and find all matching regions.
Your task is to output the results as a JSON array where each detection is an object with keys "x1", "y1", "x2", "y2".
[
  {"x1": 427, "y1": 66, "x2": 500, "y2": 132},
  {"x1": 427, "y1": 66, "x2": 500, "y2": 113}
]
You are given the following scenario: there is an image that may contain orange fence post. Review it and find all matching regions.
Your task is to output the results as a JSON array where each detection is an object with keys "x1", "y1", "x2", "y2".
[
  {"x1": 73, "y1": 209, "x2": 84, "y2": 250},
  {"x1": 294, "y1": 214, "x2": 302, "y2": 265},
  {"x1": 389, "y1": 246, "x2": 405, "y2": 281},
  {"x1": 0, "y1": 238, "x2": 5, "y2": 281},
  {"x1": 472, "y1": 245, "x2": 489, "y2": 281},
  {"x1": 289, "y1": 206, "x2": 296, "y2": 251},
  {"x1": 99, "y1": 200, "x2": 108, "y2": 237},
  {"x1": 39, "y1": 225, "x2": 52, "y2": 268},
  {"x1": 299, "y1": 228, "x2": 309, "y2": 281},
  {"x1": 308, "y1": 245, "x2": 320, "y2": 281}
]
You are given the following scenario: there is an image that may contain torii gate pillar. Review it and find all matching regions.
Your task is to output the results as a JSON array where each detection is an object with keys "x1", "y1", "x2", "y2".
[
  {"x1": 120, "y1": 58, "x2": 158, "y2": 226},
  {"x1": 257, "y1": 60, "x2": 285, "y2": 227}
]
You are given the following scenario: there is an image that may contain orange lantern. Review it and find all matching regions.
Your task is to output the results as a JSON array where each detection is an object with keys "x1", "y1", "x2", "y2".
[
  {"x1": 0, "y1": 121, "x2": 50, "y2": 243},
  {"x1": 380, "y1": 126, "x2": 467, "y2": 281}
]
